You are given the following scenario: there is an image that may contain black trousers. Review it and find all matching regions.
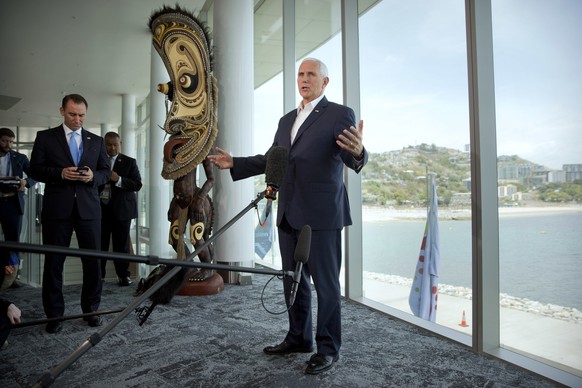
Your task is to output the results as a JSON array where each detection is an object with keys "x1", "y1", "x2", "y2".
[
  {"x1": 41, "y1": 203, "x2": 102, "y2": 318},
  {"x1": 100, "y1": 203, "x2": 132, "y2": 279},
  {"x1": 278, "y1": 216, "x2": 343, "y2": 357}
]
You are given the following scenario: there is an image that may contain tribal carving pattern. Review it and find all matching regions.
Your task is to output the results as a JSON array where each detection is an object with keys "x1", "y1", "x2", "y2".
[
  {"x1": 135, "y1": 7, "x2": 218, "y2": 314},
  {"x1": 150, "y1": 7, "x2": 218, "y2": 180}
]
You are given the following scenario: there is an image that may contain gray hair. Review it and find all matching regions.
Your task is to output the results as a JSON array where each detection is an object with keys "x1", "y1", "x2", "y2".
[{"x1": 301, "y1": 57, "x2": 328, "y2": 78}]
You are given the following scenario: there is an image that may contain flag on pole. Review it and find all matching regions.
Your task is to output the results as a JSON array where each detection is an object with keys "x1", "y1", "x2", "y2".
[
  {"x1": 254, "y1": 204, "x2": 273, "y2": 259},
  {"x1": 409, "y1": 173, "x2": 440, "y2": 322}
]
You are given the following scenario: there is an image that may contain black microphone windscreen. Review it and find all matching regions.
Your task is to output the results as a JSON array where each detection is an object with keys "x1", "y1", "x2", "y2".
[
  {"x1": 265, "y1": 146, "x2": 289, "y2": 188},
  {"x1": 294, "y1": 225, "x2": 311, "y2": 264}
]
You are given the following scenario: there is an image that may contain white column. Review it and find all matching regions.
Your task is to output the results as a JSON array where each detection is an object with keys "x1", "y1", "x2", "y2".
[
  {"x1": 213, "y1": 0, "x2": 255, "y2": 267},
  {"x1": 342, "y1": 0, "x2": 363, "y2": 299},
  {"x1": 121, "y1": 94, "x2": 136, "y2": 157},
  {"x1": 100, "y1": 123, "x2": 111, "y2": 137},
  {"x1": 466, "y1": 0, "x2": 500, "y2": 352},
  {"x1": 149, "y1": 45, "x2": 172, "y2": 258}
]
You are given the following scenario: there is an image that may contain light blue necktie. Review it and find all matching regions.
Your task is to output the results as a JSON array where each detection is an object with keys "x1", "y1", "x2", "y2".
[{"x1": 70, "y1": 131, "x2": 79, "y2": 166}]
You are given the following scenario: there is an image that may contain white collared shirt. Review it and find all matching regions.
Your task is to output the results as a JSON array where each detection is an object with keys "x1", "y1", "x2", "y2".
[
  {"x1": 64, "y1": 125, "x2": 83, "y2": 150},
  {"x1": 290, "y1": 95, "x2": 325, "y2": 144},
  {"x1": 110, "y1": 154, "x2": 118, "y2": 170},
  {"x1": 0, "y1": 152, "x2": 11, "y2": 177}
]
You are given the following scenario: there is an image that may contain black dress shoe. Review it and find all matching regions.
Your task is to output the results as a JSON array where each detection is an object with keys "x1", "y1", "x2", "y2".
[
  {"x1": 118, "y1": 277, "x2": 133, "y2": 286},
  {"x1": 305, "y1": 353, "x2": 339, "y2": 375},
  {"x1": 46, "y1": 321, "x2": 63, "y2": 334},
  {"x1": 84, "y1": 315, "x2": 102, "y2": 327},
  {"x1": 263, "y1": 341, "x2": 313, "y2": 355}
]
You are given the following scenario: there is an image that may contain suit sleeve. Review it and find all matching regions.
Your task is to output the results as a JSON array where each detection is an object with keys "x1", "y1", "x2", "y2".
[
  {"x1": 28, "y1": 131, "x2": 65, "y2": 183},
  {"x1": 90, "y1": 138, "x2": 111, "y2": 187},
  {"x1": 230, "y1": 153, "x2": 268, "y2": 182},
  {"x1": 20, "y1": 155, "x2": 36, "y2": 188},
  {"x1": 120, "y1": 159, "x2": 142, "y2": 192},
  {"x1": 0, "y1": 298, "x2": 12, "y2": 313},
  {"x1": 335, "y1": 107, "x2": 368, "y2": 173},
  {"x1": 13, "y1": 153, "x2": 37, "y2": 188}
]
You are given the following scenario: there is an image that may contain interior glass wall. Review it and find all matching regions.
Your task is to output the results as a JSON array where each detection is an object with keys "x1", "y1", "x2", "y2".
[
  {"x1": 491, "y1": 0, "x2": 582, "y2": 375},
  {"x1": 252, "y1": 0, "x2": 345, "y2": 269},
  {"x1": 253, "y1": 0, "x2": 284, "y2": 268}
]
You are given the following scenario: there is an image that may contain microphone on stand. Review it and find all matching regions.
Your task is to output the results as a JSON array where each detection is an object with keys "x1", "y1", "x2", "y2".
[
  {"x1": 289, "y1": 225, "x2": 311, "y2": 306},
  {"x1": 264, "y1": 146, "x2": 288, "y2": 219}
]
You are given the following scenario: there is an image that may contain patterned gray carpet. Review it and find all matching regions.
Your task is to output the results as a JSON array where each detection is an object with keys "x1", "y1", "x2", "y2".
[{"x1": 0, "y1": 272, "x2": 556, "y2": 387}]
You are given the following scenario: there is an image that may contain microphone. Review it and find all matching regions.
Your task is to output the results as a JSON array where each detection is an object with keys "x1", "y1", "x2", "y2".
[
  {"x1": 289, "y1": 225, "x2": 311, "y2": 306},
  {"x1": 264, "y1": 146, "x2": 288, "y2": 219},
  {"x1": 264, "y1": 146, "x2": 288, "y2": 201}
]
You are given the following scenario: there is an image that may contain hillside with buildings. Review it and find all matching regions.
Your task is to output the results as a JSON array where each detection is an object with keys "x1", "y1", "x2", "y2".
[{"x1": 361, "y1": 144, "x2": 582, "y2": 208}]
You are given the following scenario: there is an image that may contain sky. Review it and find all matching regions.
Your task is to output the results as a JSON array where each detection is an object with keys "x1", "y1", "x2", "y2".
[{"x1": 253, "y1": 0, "x2": 581, "y2": 171}]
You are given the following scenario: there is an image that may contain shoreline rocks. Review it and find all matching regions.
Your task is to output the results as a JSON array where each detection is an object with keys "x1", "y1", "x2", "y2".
[{"x1": 364, "y1": 271, "x2": 582, "y2": 325}]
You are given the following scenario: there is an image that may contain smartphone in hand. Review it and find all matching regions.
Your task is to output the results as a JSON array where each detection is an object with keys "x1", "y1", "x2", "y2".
[{"x1": 77, "y1": 167, "x2": 89, "y2": 175}]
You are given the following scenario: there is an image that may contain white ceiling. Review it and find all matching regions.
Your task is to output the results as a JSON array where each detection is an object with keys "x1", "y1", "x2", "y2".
[
  {"x1": 0, "y1": 0, "x2": 208, "y2": 141},
  {"x1": 1, "y1": 0, "x2": 378, "y2": 143}
]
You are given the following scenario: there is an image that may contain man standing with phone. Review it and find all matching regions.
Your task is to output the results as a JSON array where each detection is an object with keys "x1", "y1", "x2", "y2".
[{"x1": 29, "y1": 94, "x2": 111, "y2": 333}]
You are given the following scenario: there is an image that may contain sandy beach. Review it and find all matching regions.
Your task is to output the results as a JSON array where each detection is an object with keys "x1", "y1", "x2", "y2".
[{"x1": 363, "y1": 204, "x2": 582, "y2": 222}]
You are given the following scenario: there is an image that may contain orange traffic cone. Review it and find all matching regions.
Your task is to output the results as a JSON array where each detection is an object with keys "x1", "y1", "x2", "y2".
[{"x1": 459, "y1": 310, "x2": 469, "y2": 327}]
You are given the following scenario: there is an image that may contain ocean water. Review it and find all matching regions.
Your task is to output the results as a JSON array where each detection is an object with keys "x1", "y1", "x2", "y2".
[{"x1": 363, "y1": 211, "x2": 582, "y2": 311}]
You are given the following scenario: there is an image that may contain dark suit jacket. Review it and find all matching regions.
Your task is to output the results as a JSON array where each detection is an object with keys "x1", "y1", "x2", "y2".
[
  {"x1": 7, "y1": 150, "x2": 37, "y2": 215},
  {"x1": 28, "y1": 125, "x2": 111, "y2": 221},
  {"x1": 99, "y1": 153, "x2": 142, "y2": 220},
  {"x1": 231, "y1": 96, "x2": 368, "y2": 230}
]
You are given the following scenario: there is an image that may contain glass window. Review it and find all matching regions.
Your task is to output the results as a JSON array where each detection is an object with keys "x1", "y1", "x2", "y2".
[
  {"x1": 254, "y1": 0, "x2": 284, "y2": 267},
  {"x1": 359, "y1": 0, "x2": 473, "y2": 333},
  {"x1": 492, "y1": 0, "x2": 582, "y2": 374},
  {"x1": 296, "y1": 0, "x2": 344, "y2": 105},
  {"x1": 253, "y1": 0, "x2": 345, "y2": 269}
]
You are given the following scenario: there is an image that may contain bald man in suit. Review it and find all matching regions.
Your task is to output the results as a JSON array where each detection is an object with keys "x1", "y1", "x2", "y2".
[
  {"x1": 99, "y1": 131, "x2": 142, "y2": 286},
  {"x1": 29, "y1": 94, "x2": 111, "y2": 333},
  {"x1": 208, "y1": 58, "x2": 367, "y2": 374}
]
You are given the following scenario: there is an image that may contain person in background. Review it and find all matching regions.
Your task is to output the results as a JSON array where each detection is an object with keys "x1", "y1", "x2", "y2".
[
  {"x1": 99, "y1": 132, "x2": 142, "y2": 286},
  {"x1": 0, "y1": 297, "x2": 21, "y2": 350},
  {"x1": 0, "y1": 127, "x2": 36, "y2": 290},
  {"x1": 28, "y1": 94, "x2": 111, "y2": 333},
  {"x1": 208, "y1": 58, "x2": 367, "y2": 375}
]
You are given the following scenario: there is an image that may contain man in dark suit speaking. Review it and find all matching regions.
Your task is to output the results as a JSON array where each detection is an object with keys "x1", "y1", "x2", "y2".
[
  {"x1": 208, "y1": 58, "x2": 367, "y2": 374},
  {"x1": 29, "y1": 94, "x2": 111, "y2": 333},
  {"x1": 99, "y1": 132, "x2": 142, "y2": 286}
]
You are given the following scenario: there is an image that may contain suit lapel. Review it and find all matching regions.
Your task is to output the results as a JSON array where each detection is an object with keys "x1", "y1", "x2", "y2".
[
  {"x1": 292, "y1": 97, "x2": 328, "y2": 147},
  {"x1": 279, "y1": 115, "x2": 295, "y2": 148},
  {"x1": 79, "y1": 130, "x2": 93, "y2": 165},
  {"x1": 53, "y1": 125, "x2": 75, "y2": 165},
  {"x1": 8, "y1": 151, "x2": 16, "y2": 173},
  {"x1": 113, "y1": 155, "x2": 123, "y2": 172}
]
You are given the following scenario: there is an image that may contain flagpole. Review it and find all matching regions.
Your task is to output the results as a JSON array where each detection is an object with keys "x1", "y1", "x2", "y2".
[{"x1": 426, "y1": 165, "x2": 429, "y2": 214}]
